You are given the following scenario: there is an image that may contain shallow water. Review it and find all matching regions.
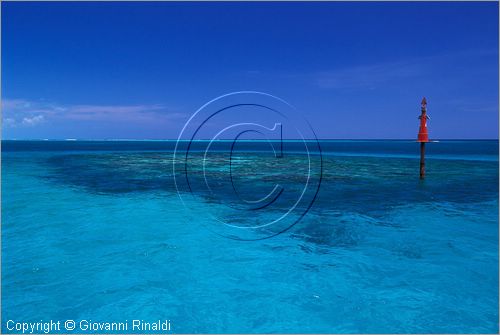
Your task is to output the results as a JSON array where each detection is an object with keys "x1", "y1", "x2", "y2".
[{"x1": 2, "y1": 140, "x2": 498, "y2": 333}]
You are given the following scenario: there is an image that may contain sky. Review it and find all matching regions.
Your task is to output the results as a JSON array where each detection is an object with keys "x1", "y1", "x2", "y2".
[{"x1": 2, "y1": 1, "x2": 499, "y2": 139}]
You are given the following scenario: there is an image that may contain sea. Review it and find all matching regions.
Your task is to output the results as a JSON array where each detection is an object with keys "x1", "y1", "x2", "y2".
[{"x1": 2, "y1": 140, "x2": 498, "y2": 333}]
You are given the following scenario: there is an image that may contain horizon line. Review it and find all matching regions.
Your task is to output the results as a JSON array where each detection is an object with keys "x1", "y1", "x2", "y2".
[{"x1": 1, "y1": 138, "x2": 499, "y2": 141}]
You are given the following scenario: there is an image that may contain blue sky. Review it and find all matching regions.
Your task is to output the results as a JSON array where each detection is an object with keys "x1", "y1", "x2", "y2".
[{"x1": 2, "y1": 1, "x2": 498, "y2": 139}]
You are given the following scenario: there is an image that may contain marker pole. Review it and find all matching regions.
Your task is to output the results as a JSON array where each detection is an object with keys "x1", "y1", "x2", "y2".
[{"x1": 420, "y1": 142, "x2": 425, "y2": 179}]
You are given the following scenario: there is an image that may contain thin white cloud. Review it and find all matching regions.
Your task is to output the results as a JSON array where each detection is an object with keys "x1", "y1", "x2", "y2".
[
  {"x1": 2, "y1": 98, "x2": 41, "y2": 111},
  {"x1": 314, "y1": 48, "x2": 498, "y2": 90},
  {"x1": 22, "y1": 115, "x2": 45, "y2": 126},
  {"x1": 2, "y1": 99, "x2": 186, "y2": 127},
  {"x1": 3, "y1": 118, "x2": 16, "y2": 128},
  {"x1": 316, "y1": 60, "x2": 424, "y2": 90}
]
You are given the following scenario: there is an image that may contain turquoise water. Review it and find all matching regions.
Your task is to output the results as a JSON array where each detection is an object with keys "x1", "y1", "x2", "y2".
[{"x1": 2, "y1": 140, "x2": 498, "y2": 333}]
